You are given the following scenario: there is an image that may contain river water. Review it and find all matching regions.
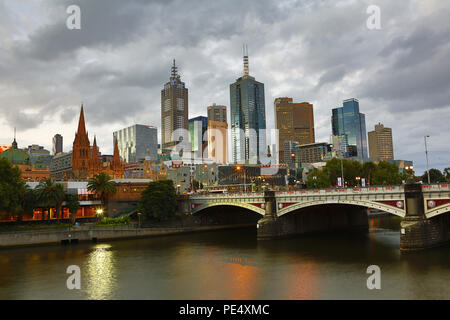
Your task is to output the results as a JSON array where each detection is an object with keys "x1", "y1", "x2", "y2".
[{"x1": 0, "y1": 216, "x2": 449, "y2": 300}]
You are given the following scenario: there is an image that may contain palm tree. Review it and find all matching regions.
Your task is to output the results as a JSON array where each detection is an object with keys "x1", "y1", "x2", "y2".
[
  {"x1": 35, "y1": 179, "x2": 65, "y2": 222},
  {"x1": 87, "y1": 173, "x2": 116, "y2": 214},
  {"x1": 65, "y1": 194, "x2": 80, "y2": 224}
]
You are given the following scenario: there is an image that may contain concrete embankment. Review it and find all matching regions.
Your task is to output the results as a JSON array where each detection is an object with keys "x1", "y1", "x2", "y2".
[{"x1": 0, "y1": 224, "x2": 254, "y2": 248}]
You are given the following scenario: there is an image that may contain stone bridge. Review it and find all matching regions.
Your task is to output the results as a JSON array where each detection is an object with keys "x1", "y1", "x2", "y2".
[{"x1": 184, "y1": 183, "x2": 450, "y2": 251}]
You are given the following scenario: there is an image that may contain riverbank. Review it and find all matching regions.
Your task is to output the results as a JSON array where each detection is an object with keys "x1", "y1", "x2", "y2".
[{"x1": 0, "y1": 224, "x2": 254, "y2": 249}]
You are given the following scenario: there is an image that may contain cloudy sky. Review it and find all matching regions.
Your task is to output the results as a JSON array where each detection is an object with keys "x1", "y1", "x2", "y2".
[{"x1": 0, "y1": 0, "x2": 449, "y2": 175}]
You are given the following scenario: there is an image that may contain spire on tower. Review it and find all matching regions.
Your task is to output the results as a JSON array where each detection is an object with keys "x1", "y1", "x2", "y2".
[
  {"x1": 77, "y1": 104, "x2": 87, "y2": 135},
  {"x1": 170, "y1": 59, "x2": 179, "y2": 80},
  {"x1": 12, "y1": 127, "x2": 17, "y2": 149},
  {"x1": 243, "y1": 44, "x2": 249, "y2": 76}
]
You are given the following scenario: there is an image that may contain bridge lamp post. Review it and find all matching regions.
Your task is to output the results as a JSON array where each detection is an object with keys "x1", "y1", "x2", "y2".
[
  {"x1": 424, "y1": 135, "x2": 431, "y2": 184},
  {"x1": 236, "y1": 165, "x2": 247, "y2": 193},
  {"x1": 356, "y1": 176, "x2": 361, "y2": 187},
  {"x1": 137, "y1": 212, "x2": 142, "y2": 229}
]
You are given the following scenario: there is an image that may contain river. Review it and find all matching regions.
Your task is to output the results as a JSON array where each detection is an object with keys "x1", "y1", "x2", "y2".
[{"x1": 0, "y1": 216, "x2": 449, "y2": 300}]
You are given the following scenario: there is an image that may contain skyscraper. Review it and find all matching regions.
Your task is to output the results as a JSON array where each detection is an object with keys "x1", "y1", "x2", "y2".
[
  {"x1": 331, "y1": 98, "x2": 368, "y2": 159},
  {"x1": 230, "y1": 46, "x2": 266, "y2": 164},
  {"x1": 188, "y1": 116, "x2": 208, "y2": 159},
  {"x1": 161, "y1": 60, "x2": 189, "y2": 151},
  {"x1": 207, "y1": 104, "x2": 228, "y2": 164},
  {"x1": 52, "y1": 134, "x2": 63, "y2": 155},
  {"x1": 113, "y1": 125, "x2": 158, "y2": 163},
  {"x1": 207, "y1": 103, "x2": 227, "y2": 123},
  {"x1": 274, "y1": 97, "x2": 315, "y2": 163},
  {"x1": 368, "y1": 122, "x2": 394, "y2": 160}
]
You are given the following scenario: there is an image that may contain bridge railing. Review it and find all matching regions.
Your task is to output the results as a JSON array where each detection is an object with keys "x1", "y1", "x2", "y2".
[{"x1": 421, "y1": 184, "x2": 450, "y2": 192}]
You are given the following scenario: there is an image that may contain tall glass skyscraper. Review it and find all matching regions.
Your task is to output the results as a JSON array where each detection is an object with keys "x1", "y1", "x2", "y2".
[
  {"x1": 331, "y1": 98, "x2": 368, "y2": 159},
  {"x1": 113, "y1": 125, "x2": 158, "y2": 163},
  {"x1": 189, "y1": 116, "x2": 208, "y2": 159},
  {"x1": 230, "y1": 46, "x2": 266, "y2": 164}
]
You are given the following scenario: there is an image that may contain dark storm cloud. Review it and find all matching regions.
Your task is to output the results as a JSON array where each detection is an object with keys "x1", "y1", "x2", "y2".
[{"x1": 0, "y1": 0, "x2": 449, "y2": 173}]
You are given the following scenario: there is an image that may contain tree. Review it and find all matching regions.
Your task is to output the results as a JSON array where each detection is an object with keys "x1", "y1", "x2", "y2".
[
  {"x1": 138, "y1": 180, "x2": 177, "y2": 221},
  {"x1": 21, "y1": 185, "x2": 38, "y2": 222},
  {"x1": 421, "y1": 168, "x2": 445, "y2": 184},
  {"x1": 305, "y1": 168, "x2": 331, "y2": 189},
  {"x1": 87, "y1": 173, "x2": 117, "y2": 213},
  {"x1": 371, "y1": 161, "x2": 402, "y2": 185},
  {"x1": 65, "y1": 194, "x2": 80, "y2": 224},
  {"x1": 362, "y1": 162, "x2": 377, "y2": 186},
  {"x1": 444, "y1": 168, "x2": 450, "y2": 183},
  {"x1": 35, "y1": 178, "x2": 65, "y2": 221},
  {"x1": 0, "y1": 158, "x2": 26, "y2": 220}
]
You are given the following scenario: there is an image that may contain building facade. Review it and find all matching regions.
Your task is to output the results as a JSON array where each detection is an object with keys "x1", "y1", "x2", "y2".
[
  {"x1": 368, "y1": 122, "x2": 394, "y2": 161},
  {"x1": 161, "y1": 60, "x2": 189, "y2": 151},
  {"x1": 295, "y1": 142, "x2": 332, "y2": 165},
  {"x1": 207, "y1": 120, "x2": 228, "y2": 164},
  {"x1": 207, "y1": 103, "x2": 227, "y2": 123},
  {"x1": 275, "y1": 97, "x2": 315, "y2": 163},
  {"x1": 52, "y1": 134, "x2": 63, "y2": 155},
  {"x1": 331, "y1": 98, "x2": 368, "y2": 159},
  {"x1": 113, "y1": 124, "x2": 158, "y2": 163},
  {"x1": 188, "y1": 116, "x2": 208, "y2": 160},
  {"x1": 230, "y1": 48, "x2": 266, "y2": 164}
]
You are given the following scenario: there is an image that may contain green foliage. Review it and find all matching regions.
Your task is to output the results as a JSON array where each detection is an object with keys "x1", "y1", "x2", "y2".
[
  {"x1": 35, "y1": 178, "x2": 65, "y2": 221},
  {"x1": 138, "y1": 180, "x2": 177, "y2": 220},
  {"x1": 0, "y1": 158, "x2": 26, "y2": 218},
  {"x1": 65, "y1": 194, "x2": 80, "y2": 224},
  {"x1": 421, "y1": 168, "x2": 446, "y2": 184},
  {"x1": 97, "y1": 215, "x2": 130, "y2": 225},
  {"x1": 371, "y1": 161, "x2": 403, "y2": 185},
  {"x1": 87, "y1": 173, "x2": 117, "y2": 211},
  {"x1": 444, "y1": 168, "x2": 450, "y2": 183},
  {"x1": 322, "y1": 158, "x2": 404, "y2": 187},
  {"x1": 305, "y1": 168, "x2": 331, "y2": 189}
]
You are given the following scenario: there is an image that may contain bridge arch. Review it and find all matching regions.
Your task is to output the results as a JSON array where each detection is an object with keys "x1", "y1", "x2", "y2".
[
  {"x1": 426, "y1": 203, "x2": 450, "y2": 219},
  {"x1": 277, "y1": 199, "x2": 405, "y2": 218},
  {"x1": 191, "y1": 202, "x2": 265, "y2": 216}
]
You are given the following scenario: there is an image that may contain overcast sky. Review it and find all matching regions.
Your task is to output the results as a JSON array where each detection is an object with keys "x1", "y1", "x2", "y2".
[{"x1": 0, "y1": 0, "x2": 449, "y2": 175}]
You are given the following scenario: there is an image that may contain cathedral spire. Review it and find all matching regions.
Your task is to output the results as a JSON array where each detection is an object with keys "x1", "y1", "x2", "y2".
[{"x1": 77, "y1": 104, "x2": 87, "y2": 135}]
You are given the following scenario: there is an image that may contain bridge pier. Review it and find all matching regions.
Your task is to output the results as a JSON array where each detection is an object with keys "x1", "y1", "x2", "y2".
[
  {"x1": 400, "y1": 184, "x2": 450, "y2": 251},
  {"x1": 256, "y1": 191, "x2": 280, "y2": 240}
]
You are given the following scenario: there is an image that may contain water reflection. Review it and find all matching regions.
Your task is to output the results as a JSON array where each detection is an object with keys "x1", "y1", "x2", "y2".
[{"x1": 85, "y1": 244, "x2": 116, "y2": 300}]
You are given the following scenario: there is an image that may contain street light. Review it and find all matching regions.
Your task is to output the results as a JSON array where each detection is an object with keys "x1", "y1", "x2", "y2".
[
  {"x1": 236, "y1": 166, "x2": 247, "y2": 192},
  {"x1": 424, "y1": 135, "x2": 431, "y2": 184},
  {"x1": 137, "y1": 212, "x2": 142, "y2": 228},
  {"x1": 356, "y1": 176, "x2": 361, "y2": 187}
]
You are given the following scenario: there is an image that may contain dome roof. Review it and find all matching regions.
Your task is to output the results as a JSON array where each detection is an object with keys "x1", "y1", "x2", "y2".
[{"x1": 0, "y1": 145, "x2": 30, "y2": 165}]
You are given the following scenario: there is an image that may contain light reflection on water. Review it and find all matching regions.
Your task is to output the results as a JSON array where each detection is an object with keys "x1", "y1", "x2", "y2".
[{"x1": 84, "y1": 244, "x2": 116, "y2": 300}]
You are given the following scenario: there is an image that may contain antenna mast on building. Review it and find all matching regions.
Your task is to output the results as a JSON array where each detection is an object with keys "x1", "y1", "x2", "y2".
[{"x1": 243, "y1": 44, "x2": 249, "y2": 76}]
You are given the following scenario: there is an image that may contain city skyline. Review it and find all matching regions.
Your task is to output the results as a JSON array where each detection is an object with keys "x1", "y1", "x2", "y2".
[{"x1": 1, "y1": 0, "x2": 449, "y2": 174}]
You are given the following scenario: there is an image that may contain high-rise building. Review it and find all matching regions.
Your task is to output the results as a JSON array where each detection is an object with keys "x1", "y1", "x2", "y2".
[
  {"x1": 330, "y1": 134, "x2": 349, "y2": 158},
  {"x1": 275, "y1": 97, "x2": 315, "y2": 163},
  {"x1": 188, "y1": 116, "x2": 208, "y2": 159},
  {"x1": 331, "y1": 98, "x2": 368, "y2": 159},
  {"x1": 230, "y1": 45, "x2": 266, "y2": 164},
  {"x1": 368, "y1": 122, "x2": 394, "y2": 160},
  {"x1": 161, "y1": 60, "x2": 189, "y2": 151},
  {"x1": 113, "y1": 125, "x2": 158, "y2": 163},
  {"x1": 295, "y1": 142, "x2": 332, "y2": 165},
  {"x1": 208, "y1": 120, "x2": 228, "y2": 164},
  {"x1": 52, "y1": 134, "x2": 63, "y2": 155},
  {"x1": 283, "y1": 141, "x2": 299, "y2": 168},
  {"x1": 207, "y1": 103, "x2": 227, "y2": 123}
]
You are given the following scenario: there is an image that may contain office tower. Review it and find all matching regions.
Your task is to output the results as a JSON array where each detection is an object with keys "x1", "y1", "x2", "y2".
[
  {"x1": 208, "y1": 120, "x2": 228, "y2": 164},
  {"x1": 161, "y1": 59, "x2": 189, "y2": 151},
  {"x1": 368, "y1": 122, "x2": 394, "y2": 160},
  {"x1": 331, "y1": 98, "x2": 368, "y2": 159},
  {"x1": 188, "y1": 116, "x2": 208, "y2": 159},
  {"x1": 113, "y1": 124, "x2": 158, "y2": 163},
  {"x1": 52, "y1": 134, "x2": 63, "y2": 155},
  {"x1": 331, "y1": 134, "x2": 349, "y2": 158},
  {"x1": 295, "y1": 142, "x2": 332, "y2": 164},
  {"x1": 283, "y1": 141, "x2": 299, "y2": 168},
  {"x1": 207, "y1": 103, "x2": 227, "y2": 123},
  {"x1": 275, "y1": 97, "x2": 315, "y2": 163},
  {"x1": 230, "y1": 45, "x2": 266, "y2": 163}
]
